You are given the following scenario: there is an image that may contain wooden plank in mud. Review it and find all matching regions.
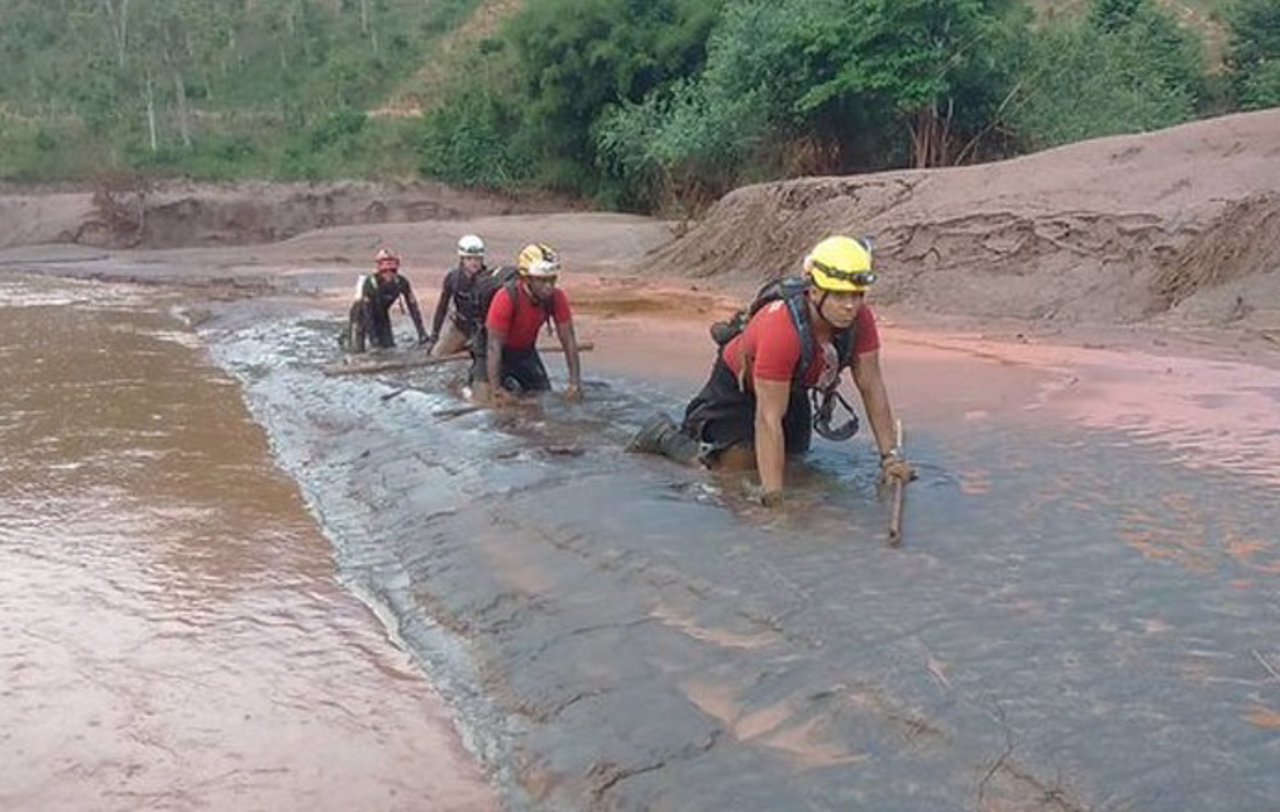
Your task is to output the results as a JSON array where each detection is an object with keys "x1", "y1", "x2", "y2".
[{"x1": 323, "y1": 342, "x2": 594, "y2": 377}]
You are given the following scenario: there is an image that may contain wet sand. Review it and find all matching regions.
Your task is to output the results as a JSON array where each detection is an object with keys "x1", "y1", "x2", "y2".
[
  {"x1": 0, "y1": 275, "x2": 495, "y2": 811},
  {"x1": 199, "y1": 270, "x2": 1280, "y2": 809}
]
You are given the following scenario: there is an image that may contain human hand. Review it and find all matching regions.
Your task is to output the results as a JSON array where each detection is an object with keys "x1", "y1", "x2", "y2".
[
  {"x1": 743, "y1": 480, "x2": 785, "y2": 508},
  {"x1": 563, "y1": 383, "x2": 583, "y2": 403},
  {"x1": 880, "y1": 455, "x2": 916, "y2": 484},
  {"x1": 489, "y1": 387, "x2": 517, "y2": 408}
]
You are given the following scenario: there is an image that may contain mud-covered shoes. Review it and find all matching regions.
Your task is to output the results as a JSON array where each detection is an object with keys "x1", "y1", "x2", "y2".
[{"x1": 627, "y1": 413, "x2": 700, "y2": 464}]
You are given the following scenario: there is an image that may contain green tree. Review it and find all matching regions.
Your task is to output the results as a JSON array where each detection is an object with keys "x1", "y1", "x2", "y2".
[
  {"x1": 1009, "y1": 0, "x2": 1205, "y2": 149},
  {"x1": 596, "y1": 0, "x2": 1024, "y2": 212},
  {"x1": 498, "y1": 0, "x2": 722, "y2": 193},
  {"x1": 1226, "y1": 0, "x2": 1280, "y2": 109}
]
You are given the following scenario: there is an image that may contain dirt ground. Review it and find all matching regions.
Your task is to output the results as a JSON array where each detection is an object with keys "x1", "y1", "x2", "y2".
[{"x1": 648, "y1": 107, "x2": 1280, "y2": 340}]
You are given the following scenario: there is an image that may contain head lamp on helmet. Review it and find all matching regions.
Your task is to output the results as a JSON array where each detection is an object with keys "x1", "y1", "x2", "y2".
[
  {"x1": 374, "y1": 247, "x2": 400, "y2": 272},
  {"x1": 457, "y1": 234, "x2": 485, "y2": 258},
  {"x1": 518, "y1": 243, "x2": 558, "y2": 274},
  {"x1": 806, "y1": 235, "x2": 875, "y2": 293},
  {"x1": 524, "y1": 258, "x2": 560, "y2": 279}
]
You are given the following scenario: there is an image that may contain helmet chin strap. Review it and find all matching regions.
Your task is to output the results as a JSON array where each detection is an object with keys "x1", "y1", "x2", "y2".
[{"x1": 813, "y1": 289, "x2": 838, "y2": 328}]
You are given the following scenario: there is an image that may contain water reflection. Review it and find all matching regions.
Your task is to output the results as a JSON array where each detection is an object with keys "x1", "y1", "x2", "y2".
[{"x1": 0, "y1": 274, "x2": 494, "y2": 811}]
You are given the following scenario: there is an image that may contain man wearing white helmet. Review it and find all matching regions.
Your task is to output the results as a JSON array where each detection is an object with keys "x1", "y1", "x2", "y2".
[
  {"x1": 427, "y1": 234, "x2": 489, "y2": 357},
  {"x1": 342, "y1": 248, "x2": 429, "y2": 352},
  {"x1": 471, "y1": 242, "x2": 583, "y2": 405}
]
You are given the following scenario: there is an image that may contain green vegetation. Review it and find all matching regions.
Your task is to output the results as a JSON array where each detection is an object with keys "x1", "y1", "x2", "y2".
[
  {"x1": 423, "y1": 0, "x2": 1274, "y2": 212},
  {"x1": 1009, "y1": 0, "x2": 1209, "y2": 149},
  {"x1": 0, "y1": 0, "x2": 481, "y2": 182},
  {"x1": 1226, "y1": 0, "x2": 1280, "y2": 109},
  {"x1": 1, "y1": 0, "x2": 1276, "y2": 209}
]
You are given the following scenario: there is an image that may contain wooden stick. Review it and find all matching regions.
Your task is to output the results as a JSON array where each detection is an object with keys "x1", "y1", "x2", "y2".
[
  {"x1": 888, "y1": 419, "x2": 906, "y2": 547},
  {"x1": 1254, "y1": 649, "x2": 1280, "y2": 684},
  {"x1": 432, "y1": 404, "x2": 485, "y2": 419},
  {"x1": 324, "y1": 341, "x2": 594, "y2": 377}
]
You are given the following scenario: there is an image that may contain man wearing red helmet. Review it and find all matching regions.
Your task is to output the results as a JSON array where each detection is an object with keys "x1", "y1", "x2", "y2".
[{"x1": 343, "y1": 248, "x2": 429, "y2": 352}]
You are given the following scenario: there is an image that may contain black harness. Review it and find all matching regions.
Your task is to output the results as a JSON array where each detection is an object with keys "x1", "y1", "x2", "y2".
[{"x1": 711, "y1": 277, "x2": 860, "y2": 441}]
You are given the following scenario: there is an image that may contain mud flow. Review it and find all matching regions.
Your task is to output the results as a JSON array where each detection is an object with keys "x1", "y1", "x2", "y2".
[
  {"x1": 0, "y1": 273, "x2": 494, "y2": 811},
  {"x1": 206, "y1": 308, "x2": 1280, "y2": 811}
]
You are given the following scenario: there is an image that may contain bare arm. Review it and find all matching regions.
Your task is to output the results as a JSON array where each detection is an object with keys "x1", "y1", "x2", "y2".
[
  {"x1": 400, "y1": 279, "x2": 428, "y2": 340},
  {"x1": 554, "y1": 319, "x2": 582, "y2": 391},
  {"x1": 851, "y1": 350, "x2": 897, "y2": 457},
  {"x1": 429, "y1": 271, "x2": 454, "y2": 338},
  {"x1": 753, "y1": 378, "x2": 791, "y2": 495},
  {"x1": 486, "y1": 328, "x2": 506, "y2": 396}
]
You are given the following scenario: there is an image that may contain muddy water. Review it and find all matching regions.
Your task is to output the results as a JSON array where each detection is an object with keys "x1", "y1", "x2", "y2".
[
  {"x1": 207, "y1": 306, "x2": 1280, "y2": 811},
  {"x1": 0, "y1": 275, "x2": 495, "y2": 811}
]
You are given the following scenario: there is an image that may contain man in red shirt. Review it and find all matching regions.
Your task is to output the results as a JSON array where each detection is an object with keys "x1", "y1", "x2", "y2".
[
  {"x1": 473, "y1": 243, "x2": 583, "y2": 405},
  {"x1": 630, "y1": 235, "x2": 913, "y2": 504}
]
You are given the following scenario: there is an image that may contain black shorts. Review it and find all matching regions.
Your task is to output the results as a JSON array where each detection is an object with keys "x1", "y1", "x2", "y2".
[
  {"x1": 681, "y1": 357, "x2": 812, "y2": 461},
  {"x1": 469, "y1": 332, "x2": 551, "y2": 393}
]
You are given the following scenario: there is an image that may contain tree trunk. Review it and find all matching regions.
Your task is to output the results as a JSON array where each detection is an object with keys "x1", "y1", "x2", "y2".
[
  {"x1": 146, "y1": 74, "x2": 158, "y2": 152},
  {"x1": 100, "y1": 0, "x2": 131, "y2": 67},
  {"x1": 909, "y1": 103, "x2": 957, "y2": 169},
  {"x1": 172, "y1": 68, "x2": 192, "y2": 149}
]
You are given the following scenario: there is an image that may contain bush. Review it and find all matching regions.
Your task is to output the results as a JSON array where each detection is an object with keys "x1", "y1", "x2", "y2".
[
  {"x1": 1226, "y1": 0, "x2": 1280, "y2": 109},
  {"x1": 419, "y1": 90, "x2": 530, "y2": 188},
  {"x1": 309, "y1": 109, "x2": 368, "y2": 151},
  {"x1": 1009, "y1": 1, "x2": 1204, "y2": 149}
]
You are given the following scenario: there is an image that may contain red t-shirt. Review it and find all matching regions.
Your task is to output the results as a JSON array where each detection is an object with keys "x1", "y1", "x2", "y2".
[
  {"x1": 723, "y1": 300, "x2": 880, "y2": 388},
  {"x1": 486, "y1": 283, "x2": 572, "y2": 351}
]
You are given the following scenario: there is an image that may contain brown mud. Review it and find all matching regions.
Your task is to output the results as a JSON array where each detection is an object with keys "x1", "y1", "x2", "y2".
[
  {"x1": 3, "y1": 110, "x2": 1280, "y2": 810},
  {"x1": 0, "y1": 276, "x2": 496, "y2": 811},
  {"x1": 649, "y1": 108, "x2": 1280, "y2": 339}
]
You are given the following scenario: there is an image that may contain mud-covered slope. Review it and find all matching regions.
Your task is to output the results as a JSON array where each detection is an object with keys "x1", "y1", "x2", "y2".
[
  {"x1": 648, "y1": 109, "x2": 1280, "y2": 331},
  {"x1": 0, "y1": 180, "x2": 570, "y2": 251}
]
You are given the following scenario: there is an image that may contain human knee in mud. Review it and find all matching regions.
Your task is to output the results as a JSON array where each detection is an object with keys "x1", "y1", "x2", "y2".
[
  {"x1": 469, "y1": 335, "x2": 552, "y2": 395},
  {"x1": 342, "y1": 248, "x2": 430, "y2": 353},
  {"x1": 470, "y1": 243, "x2": 583, "y2": 404},
  {"x1": 629, "y1": 235, "x2": 915, "y2": 503}
]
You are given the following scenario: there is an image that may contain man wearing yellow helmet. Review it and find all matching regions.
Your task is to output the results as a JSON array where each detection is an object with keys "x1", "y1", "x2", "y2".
[
  {"x1": 630, "y1": 235, "x2": 913, "y2": 503},
  {"x1": 471, "y1": 243, "x2": 583, "y2": 405}
]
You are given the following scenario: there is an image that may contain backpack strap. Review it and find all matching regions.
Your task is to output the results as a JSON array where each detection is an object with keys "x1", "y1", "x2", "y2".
[
  {"x1": 783, "y1": 293, "x2": 816, "y2": 386},
  {"x1": 504, "y1": 278, "x2": 556, "y2": 333}
]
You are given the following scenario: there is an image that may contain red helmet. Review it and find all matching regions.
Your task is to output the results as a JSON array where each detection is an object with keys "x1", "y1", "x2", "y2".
[{"x1": 374, "y1": 248, "x2": 400, "y2": 272}]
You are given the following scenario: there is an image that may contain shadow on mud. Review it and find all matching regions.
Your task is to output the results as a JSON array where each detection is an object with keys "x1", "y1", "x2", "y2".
[{"x1": 210, "y1": 310, "x2": 1280, "y2": 812}]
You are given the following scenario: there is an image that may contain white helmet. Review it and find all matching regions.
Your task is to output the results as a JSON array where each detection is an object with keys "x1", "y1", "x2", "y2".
[{"x1": 457, "y1": 234, "x2": 485, "y2": 257}]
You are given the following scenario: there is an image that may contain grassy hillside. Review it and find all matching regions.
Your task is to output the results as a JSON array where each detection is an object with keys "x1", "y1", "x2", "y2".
[
  {"x1": 1, "y1": 0, "x2": 1271, "y2": 202},
  {"x1": 0, "y1": 0, "x2": 483, "y2": 182},
  {"x1": 1032, "y1": 0, "x2": 1231, "y2": 61}
]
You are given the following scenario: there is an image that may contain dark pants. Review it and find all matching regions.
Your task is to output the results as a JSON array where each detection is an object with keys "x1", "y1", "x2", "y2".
[
  {"x1": 681, "y1": 356, "x2": 812, "y2": 462},
  {"x1": 345, "y1": 300, "x2": 395, "y2": 352},
  {"x1": 469, "y1": 331, "x2": 551, "y2": 393},
  {"x1": 366, "y1": 302, "x2": 395, "y2": 349}
]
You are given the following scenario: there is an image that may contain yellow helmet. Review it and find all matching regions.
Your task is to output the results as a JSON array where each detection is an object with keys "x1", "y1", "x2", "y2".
[
  {"x1": 805, "y1": 236, "x2": 875, "y2": 293},
  {"x1": 517, "y1": 243, "x2": 558, "y2": 275}
]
